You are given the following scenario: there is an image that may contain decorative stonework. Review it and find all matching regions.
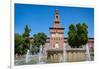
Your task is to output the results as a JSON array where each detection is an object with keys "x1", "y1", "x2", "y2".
[{"x1": 47, "y1": 48, "x2": 86, "y2": 62}]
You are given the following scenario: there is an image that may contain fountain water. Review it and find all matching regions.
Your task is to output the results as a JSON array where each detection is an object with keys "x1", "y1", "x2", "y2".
[
  {"x1": 59, "y1": 55, "x2": 63, "y2": 62},
  {"x1": 25, "y1": 44, "x2": 33, "y2": 63},
  {"x1": 29, "y1": 44, "x2": 32, "y2": 54},
  {"x1": 86, "y1": 44, "x2": 91, "y2": 61},
  {"x1": 63, "y1": 43, "x2": 67, "y2": 62},
  {"x1": 25, "y1": 50, "x2": 30, "y2": 63},
  {"x1": 38, "y1": 45, "x2": 44, "y2": 64}
]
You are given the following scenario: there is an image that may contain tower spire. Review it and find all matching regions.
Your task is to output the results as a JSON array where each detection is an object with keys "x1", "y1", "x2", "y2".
[{"x1": 53, "y1": 9, "x2": 61, "y2": 28}]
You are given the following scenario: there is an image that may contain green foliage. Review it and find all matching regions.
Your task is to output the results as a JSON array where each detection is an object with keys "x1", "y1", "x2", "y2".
[
  {"x1": 15, "y1": 25, "x2": 47, "y2": 55},
  {"x1": 31, "y1": 46, "x2": 39, "y2": 54},
  {"x1": 68, "y1": 23, "x2": 88, "y2": 48},
  {"x1": 15, "y1": 25, "x2": 31, "y2": 56},
  {"x1": 68, "y1": 24, "x2": 77, "y2": 48},
  {"x1": 15, "y1": 33, "x2": 24, "y2": 55},
  {"x1": 33, "y1": 32, "x2": 47, "y2": 47},
  {"x1": 22, "y1": 25, "x2": 31, "y2": 38},
  {"x1": 22, "y1": 25, "x2": 31, "y2": 54}
]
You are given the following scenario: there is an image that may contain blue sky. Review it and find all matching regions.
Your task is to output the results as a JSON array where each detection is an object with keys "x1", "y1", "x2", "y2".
[{"x1": 15, "y1": 3, "x2": 94, "y2": 38}]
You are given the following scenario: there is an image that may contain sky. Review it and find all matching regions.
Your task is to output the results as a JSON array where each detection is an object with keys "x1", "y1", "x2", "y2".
[{"x1": 15, "y1": 3, "x2": 94, "y2": 38}]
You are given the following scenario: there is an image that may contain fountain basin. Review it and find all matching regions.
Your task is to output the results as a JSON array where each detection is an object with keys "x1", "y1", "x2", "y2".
[{"x1": 46, "y1": 48, "x2": 86, "y2": 62}]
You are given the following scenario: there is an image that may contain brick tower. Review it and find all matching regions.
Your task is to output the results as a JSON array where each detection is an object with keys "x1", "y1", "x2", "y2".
[{"x1": 49, "y1": 10, "x2": 64, "y2": 49}]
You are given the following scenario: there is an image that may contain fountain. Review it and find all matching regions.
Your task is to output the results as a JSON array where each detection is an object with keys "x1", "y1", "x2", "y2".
[
  {"x1": 25, "y1": 44, "x2": 33, "y2": 63},
  {"x1": 86, "y1": 44, "x2": 91, "y2": 61},
  {"x1": 59, "y1": 55, "x2": 63, "y2": 62},
  {"x1": 38, "y1": 45, "x2": 44, "y2": 64},
  {"x1": 29, "y1": 44, "x2": 32, "y2": 54},
  {"x1": 25, "y1": 50, "x2": 30, "y2": 63},
  {"x1": 63, "y1": 43, "x2": 67, "y2": 62}
]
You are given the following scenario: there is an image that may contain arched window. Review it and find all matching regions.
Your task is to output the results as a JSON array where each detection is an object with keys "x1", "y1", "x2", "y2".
[{"x1": 56, "y1": 16, "x2": 58, "y2": 19}]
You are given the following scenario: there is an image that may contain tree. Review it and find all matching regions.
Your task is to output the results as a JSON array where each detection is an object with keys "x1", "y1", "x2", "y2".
[
  {"x1": 14, "y1": 33, "x2": 24, "y2": 55},
  {"x1": 81, "y1": 23, "x2": 88, "y2": 45},
  {"x1": 68, "y1": 23, "x2": 88, "y2": 48},
  {"x1": 22, "y1": 25, "x2": 31, "y2": 51},
  {"x1": 33, "y1": 32, "x2": 47, "y2": 47},
  {"x1": 68, "y1": 24, "x2": 77, "y2": 48},
  {"x1": 23, "y1": 25, "x2": 31, "y2": 38},
  {"x1": 14, "y1": 25, "x2": 32, "y2": 56}
]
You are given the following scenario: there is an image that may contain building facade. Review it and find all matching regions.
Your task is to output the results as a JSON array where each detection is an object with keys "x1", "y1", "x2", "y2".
[
  {"x1": 44, "y1": 10, "x2": 94, "y2": 58},
  {"x1": 49, "y1": 10, "x2": 64, "y2": 49}
]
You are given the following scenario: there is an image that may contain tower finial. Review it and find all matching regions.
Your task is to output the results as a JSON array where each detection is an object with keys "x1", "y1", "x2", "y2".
[{"x1": 55, "y1": 9, "x2": 58, "y2": 14}]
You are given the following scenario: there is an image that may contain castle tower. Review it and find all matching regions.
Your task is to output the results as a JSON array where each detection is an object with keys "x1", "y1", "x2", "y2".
[{"x1": 49, "y1": 10, "x2": 64, "y2": 49}]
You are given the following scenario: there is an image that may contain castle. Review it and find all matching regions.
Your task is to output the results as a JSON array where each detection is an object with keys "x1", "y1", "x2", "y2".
[{"x1": 43, "y1": 10, "x2": 94, "y2": 61}]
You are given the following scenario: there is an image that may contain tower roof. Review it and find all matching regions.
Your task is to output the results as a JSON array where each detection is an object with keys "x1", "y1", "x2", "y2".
[{"x1": 55, "y1": 9, "x2": 59, "y2": 14}]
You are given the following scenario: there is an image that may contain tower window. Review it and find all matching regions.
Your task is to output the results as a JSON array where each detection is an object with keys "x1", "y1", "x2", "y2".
[{"x1": 56, "y1": 16, "x2": 58, "y2": 19}]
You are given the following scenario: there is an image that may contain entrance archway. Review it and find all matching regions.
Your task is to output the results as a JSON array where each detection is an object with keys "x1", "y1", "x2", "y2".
[{"x1": 55, "y1": 42, "x2": 59, "y2": 48}]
